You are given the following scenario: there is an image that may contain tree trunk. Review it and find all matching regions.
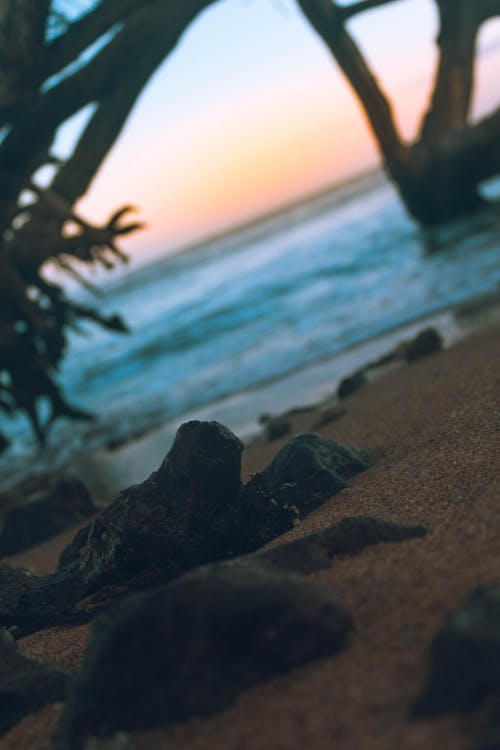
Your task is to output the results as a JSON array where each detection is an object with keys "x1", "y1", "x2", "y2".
[{"x1": 298, "y1": 0, "x2": 500, "y2": 226}]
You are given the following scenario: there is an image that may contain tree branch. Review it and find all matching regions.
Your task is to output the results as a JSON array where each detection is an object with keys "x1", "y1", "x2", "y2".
[
  {"x1": 0, "y1": 0, "x2": 50, "y2": 115},
  {"x1": 442, "y1": 105, "x2": 500, "y2": 183},
  {"x1": 339, "y1": 0, "x2": 407, "y2": 22},
  {"x1": 43, "y1": 0, "x2": 146, "y2": 81},
  {"x1": 297, "y1": 0, "x2": 407, "y2": 172},
  {"x1": 419, "y1": 1, "x2": 481, "y2": 142}
]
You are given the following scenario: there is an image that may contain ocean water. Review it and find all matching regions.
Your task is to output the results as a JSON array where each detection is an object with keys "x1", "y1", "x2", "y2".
[{"x1": 2, "y1": 170, "x2": 500, "y2": 490}]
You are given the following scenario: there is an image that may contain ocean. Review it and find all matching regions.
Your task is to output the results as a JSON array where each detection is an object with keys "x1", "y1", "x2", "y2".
[{"x1": 2, "y1": 170, "x2": 500, "y2": 494}]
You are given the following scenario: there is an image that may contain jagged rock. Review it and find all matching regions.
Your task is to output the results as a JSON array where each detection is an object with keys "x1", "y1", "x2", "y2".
[
  {"x1": 0, "y1": 629, "x2": 70, "y2": 736},
  {"x1": 56, "y1": 421, "x2": 295, "y2": 595},
  {"x1": 260, "y1": 432, "x2": 373, "y2": 515},
  {"x1": 0, "y1": 423, "x2": 379, "y2": 634},
  {"x1": 0, "y1": 475, "x2": 94, "y2": 558},
  {"x1": 413, "y1": 586, "x2": 500, "y2": 717},
  {"x1": 55, "y1": 564, "x2": 351, "y2": 746},
  {"x1": 0, "y1": 422, "x2": 297, "y2": 631},
  {"x1": 404, "y1": 327, "x2": 442, "y2": 362},
  {"x1": 337, "y1": 370, "x2": 367, "y2": 400}
]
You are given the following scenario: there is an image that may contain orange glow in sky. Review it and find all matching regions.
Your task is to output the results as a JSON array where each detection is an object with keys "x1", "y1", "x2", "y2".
[{"x1": 68, "y1": 2, "x2": 500, "y2": 264}]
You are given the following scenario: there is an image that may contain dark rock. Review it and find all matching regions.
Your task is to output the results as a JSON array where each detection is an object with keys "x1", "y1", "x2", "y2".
[
  {"x1": 56, "y1": 421, "x2": 293, "y2": 597},
  {"x1": 0, "y1": 475, "x2": 94, "y2": 558},
  {"x1": 55, "y1": 515, "x2": 425, "y2": 746},
  {"x1": 0, "y1": 565, "x2": 84, "y2": 632},
  {"x1": 337, "y1": 371, "x2": 367, "y2": 400},
  {"x1": 313, "y1": 406, "x2": 346, "y2": 428},
  {"x1": 0, "y1": 422, "x2": 297, "y2": 631},
  {"x1": 253, "y1": 516, "x2": 426, "y2": 575},
  {"x1": 231, "y1": 473, "x2": 297, "y2": 555},
  {"x1": 403, "y1": 327, "x2": 443, "y2": 362},
  {"x1": 0, "y1": 423, "x2": 377, "y2": 636},
  {"x1": 0, "y1": 629, "x2": 70, "y2": 736},
  {"x1": 478, "y1": 708, "x2": 500, "y2": 750},
  {"x1": 263, "y1": 414, "x2": 292, "y2": 442},
  {"x1": 55, "y1": 564, "x2": 351, "y2": 746},
  {"x1": 413, "y1": 586, "x2": 500, "y2": 717},
  {"x1": 260, "y1": 432, "x2": 373, "y2": 515}
]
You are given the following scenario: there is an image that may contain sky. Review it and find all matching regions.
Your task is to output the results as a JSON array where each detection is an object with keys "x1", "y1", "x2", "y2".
[{"x1": 49, "y1": 0, "x2": 500, "y2": 263}]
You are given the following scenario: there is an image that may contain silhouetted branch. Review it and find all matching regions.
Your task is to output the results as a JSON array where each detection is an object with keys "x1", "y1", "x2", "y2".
[
  {"x1": 297, "y1": 0, "x2": 407, "y2": 172},
  {"x1": 339, "y1": 0, "x2": 406, "y2": 21}
]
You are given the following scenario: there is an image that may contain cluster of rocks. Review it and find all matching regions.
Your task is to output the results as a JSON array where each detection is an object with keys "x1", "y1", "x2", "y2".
[
  {"x1": 337, "y1": 326, "x2": 443, "y2": 400},
  {"x1": 257, "y1": 326, "x2": 443, "y2": 444},
  {"x1": 0, "y1": 420, "x2": 431, "y2": 747}
]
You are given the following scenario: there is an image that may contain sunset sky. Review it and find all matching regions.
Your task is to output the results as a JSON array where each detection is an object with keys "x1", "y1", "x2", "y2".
[{"x1": 52, "y1": 0, "x2": 500, "y2": 263}]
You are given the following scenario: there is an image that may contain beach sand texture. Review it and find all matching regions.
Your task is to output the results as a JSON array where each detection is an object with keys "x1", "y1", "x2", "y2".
[{"x1": 2, "y1": 322, "x2": 499, "y2": 750}]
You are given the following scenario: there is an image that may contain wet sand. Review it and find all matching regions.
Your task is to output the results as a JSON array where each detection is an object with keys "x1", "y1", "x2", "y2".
[{"x1": 2, "y1": 321, "x2": 499, "y2": 750}]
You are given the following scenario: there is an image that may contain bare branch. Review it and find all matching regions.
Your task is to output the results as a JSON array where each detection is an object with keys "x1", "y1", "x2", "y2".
[
  {"x1": 0, "y1": 0, "x2": 51, "y2": 115},
  {"x1": 419, "y1": 2, "x2": 480, "y2": 141},
  {"x1": 43, "y1": 0, "x2": 146, "y2": 81},
  {"x1": 339, "y1": 0, "x2": 407, "y2": 22},
  {"x1": 297, "y1": 0, "x2": 407, "y2": 172},
  {"x1": 443, "y1": 105, "x2": 500, "y2": 182}
]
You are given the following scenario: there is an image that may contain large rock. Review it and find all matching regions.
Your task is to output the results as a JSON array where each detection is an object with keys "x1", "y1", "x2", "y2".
[
  {"x1": 55, "y1": 563, "x2": 351, "y2": 746},
  {"x1": 413, "y1": 586, "x2": 500, "y2": 716},
  {"x1": 57, "y1": 421, "x2": 296, "y2": 597},
  {"x1": 0, "y1": 475, "x2": 94, "y2": 558},
  {"x1": 55, "y1": 515, "x2": 425, "y2": 747},
  {"x1": 260, "y1": 432, "x2": 373, "y2": 515},
  {"x1": 0, "y1": 422, "x2": 297, "y2": 631},
  {"x1": 0, "y1": 423, "x2": 379, "y2": 634},
  {"x1": 0, "y1": 630, "x2": 69, "y2": 736}
]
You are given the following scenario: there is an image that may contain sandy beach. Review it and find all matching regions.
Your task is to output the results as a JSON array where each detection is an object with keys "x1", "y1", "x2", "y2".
[{"x1": 1, "y1": 320, "x2": 499, "y2": 750}]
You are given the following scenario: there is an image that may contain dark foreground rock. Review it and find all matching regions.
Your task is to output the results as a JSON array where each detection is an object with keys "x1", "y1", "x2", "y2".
[
  {"x1": 260, "y1": 432, "x2": 373, "y2": 515},
  {"x1": 55, "y1": 515, "x2": 425, "y2": 747},
  {"x1": 55, "y1": 565, "x2": 349, "y2": 746},
  {"x1": 413, "y1": 586, "x2": 500, "y2": 717},
  {"x1": 0, "y1": 475, "x2": 94, "y2": 558},
  {"x1": 0, "y1": 630, "x2": 69, "y2": 736}
]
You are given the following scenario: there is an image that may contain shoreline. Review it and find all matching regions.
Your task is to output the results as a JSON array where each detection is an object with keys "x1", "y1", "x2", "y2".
[
  {"x1": 51, "y1": 285, "x2": 500, "y2": 503},
  {"x1": 0, "y1": 284, "x2": 499, "y2": 506},
  {"x1": 2, "y1": 317, "x2": 499, "y2": 749}
]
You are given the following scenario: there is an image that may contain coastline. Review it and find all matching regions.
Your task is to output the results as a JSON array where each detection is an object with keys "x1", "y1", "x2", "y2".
[
  {"x1": 2, "y1": 317, "x2": 499, "y2": 749},
  {"x1": 60, "y1": 286, "x2": 500, "y2": 503}
]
